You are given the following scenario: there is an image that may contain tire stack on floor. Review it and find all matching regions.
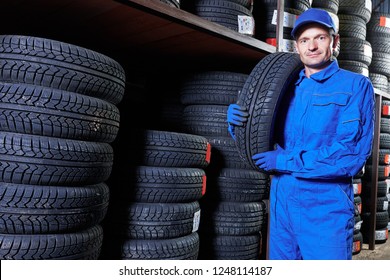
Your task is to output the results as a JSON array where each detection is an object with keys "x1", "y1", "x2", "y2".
[
  {"x1": 101, "y1": 129, "x2": 210, "y2": 260},
  {"x1": 353, "y1": 176, "x2": 364, "y2": 254},
  {"x1": 179, "y1": 71, "x2": 268, "y2": 260},
  {"x1": 0, "y1": 35, "x2": 126, "y2": 259}
]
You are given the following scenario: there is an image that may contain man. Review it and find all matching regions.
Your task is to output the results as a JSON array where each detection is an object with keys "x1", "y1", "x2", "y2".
[{"x1": 227, "y1": 8, "x2": 375, "y2": 260}]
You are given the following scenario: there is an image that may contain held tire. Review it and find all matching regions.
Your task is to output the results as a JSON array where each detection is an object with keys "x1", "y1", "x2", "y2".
[{"x1": 235, "y1": 52, "x2": 303, "y2": 171}]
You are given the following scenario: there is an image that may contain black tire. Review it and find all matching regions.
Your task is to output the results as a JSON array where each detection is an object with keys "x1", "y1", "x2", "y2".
[
  {"x1": 0, "y1": 35, "x2": 126, "y2": 105},
  {"x1": 191, "y1": 0, "x2": 254, "y2": 33},
  {"x1": 199, "y1": 201, "x2": 266, "y2": 235},
  {"x1": 106, "y1": 201, "x2": 201, "y2": 239},
  {"x1": 381, "y1": 118, "x2": 390, "y2": 133},
  {"x1": 337, "y1": 38, "x2": 372, "y2": 66},
  {"x1": 103, "y1": 232, "x2": 200, "y2": 260},
  {"x1": 119, "y1": 166, "x2": 206, "y2": 203},
  {"x1": 0, "y1": 225, "x2": 103, "y2": 259},
  {"x1": 370, "y1": 73, "x2": 389, "y2": 93},
  {"x1": 0, "y1": 82, "x2": 120, "y2": 142},
  {"x1": 198, "y1": 233, "x2": 261, "y2": 259},
  {"x1": 338, "y1": 14, "x2": 367, "y2": 40},
  {"x1": 0, "y1": 182, "x2": 109, "y2": 234},
  {"x1": 311, "y1": 0, "x2": 339, "y2": 14},
  {"x1": 206, "y1": 137, "x2": 252, "y2": 170},
  {"x1": 179, "y1": 71, "x2": 248, "y2": 105},
  {"x1": 0, "y1": 131, "x2": 113, "y2": 185},
  {"x1": 338, "y1": 60, "x2": 369, "y2": 76},
  {"x1": 338, "y1": 0, "x2": 372, "y2": 23},
  {"x1": 182, "y1": 104, "x2": 230, "y2": 137},
  {"x1": 367, "y1": 12, "x2": 390, "y2": 39},
  {"x1": 205, "y1": 167, "x2": 270, "y2": 202},
  {"x1": 235, "y1": 52, "x2": 303, "y2": 171},
  {"x1": 128, "y1": 129, "x2": 211, "y2": 168}
]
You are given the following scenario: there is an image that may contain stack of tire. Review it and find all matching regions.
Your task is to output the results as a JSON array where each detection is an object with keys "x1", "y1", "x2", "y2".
[
  {"x1": 252, "y1": 0, "x2": 310, "y2": 49},
  {"x1": 361, "y1": 99, "x2": 390, "y2": 245},
  {"x1": 181, "y1": 0, "x2": 256, "y2": 37},
  {"x1": 0, "y1": 35, "x2": 126, "y2": 259},
  {"x1": 367, "y1": 11, "x2": 390, "y2": 91},
  {"x1": 337, "y1": 0, "x2": 372, "y2": 77},
  {"x1": 353, "y1": 176, "x2": 364, "y2": 255},
  {"x1": 101, "y1": 129, "x2": 210, "y2": 260},
  {"x1": 179, "y1": 71, "x2": 268, "y2": 260}
]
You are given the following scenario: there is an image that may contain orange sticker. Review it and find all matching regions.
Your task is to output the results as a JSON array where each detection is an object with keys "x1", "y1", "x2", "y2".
[{"x1": 383, "y1": 105, "x2": 390, "y2": 116}]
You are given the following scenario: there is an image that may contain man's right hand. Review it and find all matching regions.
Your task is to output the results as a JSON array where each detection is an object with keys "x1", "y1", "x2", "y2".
[{"x1": 227, "y1": 104, "x2": 249, "y2": 140}]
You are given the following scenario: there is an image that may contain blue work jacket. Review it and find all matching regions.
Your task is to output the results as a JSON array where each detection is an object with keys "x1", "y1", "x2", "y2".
[{"x1": 275, "y1": 59, "x2": 375, "y2": 180}]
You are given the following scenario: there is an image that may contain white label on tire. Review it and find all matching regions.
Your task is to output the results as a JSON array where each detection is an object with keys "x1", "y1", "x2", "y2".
[
  {"x1": 383, "y1": 200, "x2": 388, "y2": 211},
  {"x1": 375, "y1": 229, "x2": 388, "y2": 241},
  {"x1": 355, "y1": 220, "x2": 363, "y2": 231},
  {"x1": 271, "y1": 10, "x2": 296, "y2": 28},
  {"x1": 364, "y1": 44, "x2": 372, "y2": 58},
  {"x1": 192, "y1": 210, "x2": 201, "y2": 232},
  {"x1": 238, "y1": 15, "x2": 255, "y2": 35},
  {"x1": 366, "y1": 0, "x2": 372, "y2": 12}
]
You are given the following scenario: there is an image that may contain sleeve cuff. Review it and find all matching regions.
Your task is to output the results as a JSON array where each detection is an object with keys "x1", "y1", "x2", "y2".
[{"x1": 276, "y1": 152, "x2": 292, "y2": 172}]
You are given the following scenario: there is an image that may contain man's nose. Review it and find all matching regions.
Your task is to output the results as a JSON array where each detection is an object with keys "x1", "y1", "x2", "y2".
[{"x1": 308, "y1": 39, "x2": 318, "y2": 50}]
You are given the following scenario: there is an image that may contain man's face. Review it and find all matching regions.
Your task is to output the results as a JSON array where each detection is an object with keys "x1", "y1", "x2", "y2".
[{"x1": 294, "y1": 23, "x2": 339, "y2": 76}]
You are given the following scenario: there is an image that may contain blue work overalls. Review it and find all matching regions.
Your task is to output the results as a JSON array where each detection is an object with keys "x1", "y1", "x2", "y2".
[{"x1": 269, "y1": 60, "x2": 375, "y2": 259}]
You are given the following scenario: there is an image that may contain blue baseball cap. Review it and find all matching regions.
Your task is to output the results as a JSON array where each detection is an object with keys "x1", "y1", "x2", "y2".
[{"x1": 291, "y1": 8, "x2": 336, "y2": 39}]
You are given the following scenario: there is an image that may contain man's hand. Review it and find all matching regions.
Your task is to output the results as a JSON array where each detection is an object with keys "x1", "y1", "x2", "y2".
[
  {"x1": 227, "y1": 104, "x2": 249, "y2": 140},
  {"x1": 252, "y1": 144, "x2": 285, "y2": 171}
]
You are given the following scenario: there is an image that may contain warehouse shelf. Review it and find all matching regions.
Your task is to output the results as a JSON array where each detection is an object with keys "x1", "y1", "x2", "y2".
[{"x1": 0, "y1": 0, "x2": 275, "y2": 72}]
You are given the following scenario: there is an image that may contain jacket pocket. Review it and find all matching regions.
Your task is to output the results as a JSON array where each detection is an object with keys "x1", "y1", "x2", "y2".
[{"x1": 306, "y1": 92, "x2": 351, "y2": 134}]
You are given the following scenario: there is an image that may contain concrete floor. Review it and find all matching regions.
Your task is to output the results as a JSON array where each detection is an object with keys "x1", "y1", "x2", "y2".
[{"x1": 353, "y1": 240, "x2": 390, "y2": 260}]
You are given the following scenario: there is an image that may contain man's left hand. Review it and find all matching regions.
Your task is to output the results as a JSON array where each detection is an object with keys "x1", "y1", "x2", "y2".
[{"x1": 252, "y1": 144, "x2": 285, "y2": 171}]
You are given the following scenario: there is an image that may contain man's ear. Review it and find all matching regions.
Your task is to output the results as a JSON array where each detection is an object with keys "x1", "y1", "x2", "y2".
[
  {"x1": 294, "y1": 41, "x2": 299, "y2": 53},
  {"x1": 332, "y1": 34, "x2": 340, "y2": 50}
]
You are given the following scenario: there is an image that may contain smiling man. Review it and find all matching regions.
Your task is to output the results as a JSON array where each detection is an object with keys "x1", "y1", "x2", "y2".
[{"x1": 227, "y1": 8, "x2": 375, "y2": 260}]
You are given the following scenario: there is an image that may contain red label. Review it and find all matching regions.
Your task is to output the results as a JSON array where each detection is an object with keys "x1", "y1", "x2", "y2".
[
  {"x1": 205, "y1": 142, "x2": 211, "y2": 164},
  {"x1": 385, "y1": 154, "x2": 390, "y2": 164},
  {"x1": 201, "y1": 175, "x2": 207, "y2": 196},
  {"x1": 383, "y1": 105, "x2": 390, "y2": 116},
  {"x1": 266, "y1": 38, "x2": 277, "y2": 46},
  {"x1": 353, "y1": 240, "x2": 361, "y2": 253},
  {"x1": 385, "y1": 166, "x2": 390, "y2": 177}
]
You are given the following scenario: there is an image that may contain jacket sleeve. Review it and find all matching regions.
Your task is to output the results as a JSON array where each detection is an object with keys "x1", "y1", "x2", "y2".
[{"x1": 275, "y1": 76, "x2": 375, "y2": 179}]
